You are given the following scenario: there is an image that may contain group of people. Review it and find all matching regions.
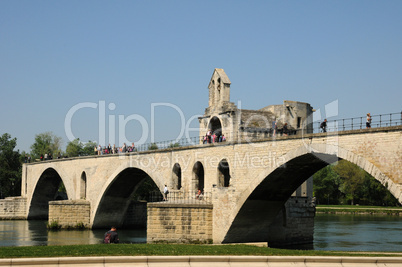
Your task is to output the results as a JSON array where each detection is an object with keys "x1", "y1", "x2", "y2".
[
  {"x1": 95, "y1": 143, "x2": 136, "y2": 155},
  {"x1": 203, "y1": 130, "x2": 226, "y2": 144},
  {"x1": 40, "y1": 153, "x2": 53, "y2": 161},
  {"x1": 272, "y1": 119, "x2": 290, "y2": 136}
]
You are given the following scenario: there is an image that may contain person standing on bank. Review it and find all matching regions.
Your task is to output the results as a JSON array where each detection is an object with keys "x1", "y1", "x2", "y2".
[
  {"x1": 104, "y1": 226, "x2": 119, "y2": 244},
  {"x1": 163, "y1": 185, "x2": 169, "y2": 201}
]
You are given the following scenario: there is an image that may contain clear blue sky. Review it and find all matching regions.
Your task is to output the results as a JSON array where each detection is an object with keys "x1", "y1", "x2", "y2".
[{"x1": 1, "y1": 0, "x2": 401, "y2": 152}]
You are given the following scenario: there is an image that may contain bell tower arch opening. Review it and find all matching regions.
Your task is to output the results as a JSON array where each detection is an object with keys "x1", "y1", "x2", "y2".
[{"x1": 209, "y1": 116, "x2": 222, "y2": 136}]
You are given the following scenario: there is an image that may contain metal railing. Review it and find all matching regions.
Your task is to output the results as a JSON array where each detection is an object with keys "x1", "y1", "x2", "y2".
[
  {"x1": 134, "y1": 136, "x2": 201, "y2": 152},
  {"x1": 148, "y1": 190, "x2": 211, "y2": 204},
  {"x1": 53, "y1": 112, "x2": 401, "y2": 159},
  {"x1": 311, "y1": 112, "x2": 401, "y2": 133}
]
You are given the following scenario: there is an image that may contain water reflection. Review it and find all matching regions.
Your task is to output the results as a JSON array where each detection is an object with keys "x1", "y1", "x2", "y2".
[
  {"x1": 1, "y1": 214, "x2": 402, "y2": 251},
  {"x1": 0, "y1": 220, "x2": 146, "y2": 247},
  {"x1": 314, "y1": 213, "x2": 402, "y2": 251}
]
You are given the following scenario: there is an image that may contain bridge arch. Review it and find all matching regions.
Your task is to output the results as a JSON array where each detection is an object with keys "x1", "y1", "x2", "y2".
[
  {"x1": 192, "y1": 161, "x2": 205, "y2": 192},
  {"x1": 221, "y1": 143, "x2": 401, "y2": 243},
  {"x1": 218, "y1": 159, "x2": 230, "y2": 187},
  {"x1": 28, "y1": 166, "x2": 73, "y2": 219},
  {"x1": 172, "y1": 163, "x2": 182, "y2": 190},
  {"x1": 80, "y1": 171, "x2": 87, "y2": 199},
  {"x1": 91, "y1": 162, "x2": 165, "y2": 228}
]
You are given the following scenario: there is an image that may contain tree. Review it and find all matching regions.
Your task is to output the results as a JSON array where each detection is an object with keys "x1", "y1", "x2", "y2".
[
  {"x1": 333, "y1": 160, "x2": 365, "y2": 205},
  {"x1": 66, "y1": 138, "x2": 82, "y2": 157},
  {"x1": 82, "y1": 141, "x2": 97, "y2": 156},
  {"x1": 66, "y1": 139, "x2": 97, "y2": 157},
  {"x1": 0, "y1": 133, "x2": 21, "y2": 198},
  {"x1": 313, "y1": 165, "x2": 341, "y2": 204},
  {"x1": 30, "y1": 132, "x2": 62, "y2": 160},
  {"x1": 148, "y1": 143, "x2": 158, "y2": 150},
  {"x1": 168, "y1": 142, "x2": 181, "y2": 148}
]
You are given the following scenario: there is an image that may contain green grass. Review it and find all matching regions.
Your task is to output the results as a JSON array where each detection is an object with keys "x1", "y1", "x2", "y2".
[
  {"x1": 317, "y1": 205, "x2": 401, "y2": 209},
  {"x1": 316, "y1": 205, "x2": 402, "y2": 215},
  {"x1": 0, "y1": 244, "x2": 399, "y2": 259}
]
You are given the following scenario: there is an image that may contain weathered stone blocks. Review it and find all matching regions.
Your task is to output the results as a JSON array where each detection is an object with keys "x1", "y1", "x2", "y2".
[
  {"x1": 147, "y1": 202, "x2": 213, "y2": 244},
  {"x1": 48, "y1": 200, "x2": 90, "y2": 228}
]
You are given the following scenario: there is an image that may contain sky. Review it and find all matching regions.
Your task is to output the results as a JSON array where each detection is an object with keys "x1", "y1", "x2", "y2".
[{"x1": 1, "y1": 0, "x2": 401, "y2": 152}]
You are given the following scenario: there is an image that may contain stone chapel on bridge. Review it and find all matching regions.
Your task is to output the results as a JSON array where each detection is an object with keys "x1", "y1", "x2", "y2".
[{"x1": 199, "y1": 68, "x2": 314, "y2": 142}]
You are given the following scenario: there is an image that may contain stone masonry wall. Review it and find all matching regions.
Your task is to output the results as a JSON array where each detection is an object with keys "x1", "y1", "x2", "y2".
[
  {"x1": 147, "y1": 202, "x2": 213, "y2": 243},
  {"x1": 267, "y1": 196, "x2": 315, "y2": 247},
  {"x1": 0, "y1": 197, "x2": 27, "y2": 219},
  {"x1": 48, "y1": 200, "x2": 90, "y2": 228}
]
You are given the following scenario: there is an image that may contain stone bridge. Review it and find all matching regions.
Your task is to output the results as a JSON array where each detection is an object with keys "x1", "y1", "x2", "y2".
[{"x1": 18, "y1": 126, "x2": 402, "y2": 244}]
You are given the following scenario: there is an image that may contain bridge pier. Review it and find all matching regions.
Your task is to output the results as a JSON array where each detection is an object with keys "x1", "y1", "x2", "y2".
[
  {"x1": 146, "y1": 196, "x2": 314, "y2": 246},
  {"x1": 147, "y1": 202, "x2": 213, "y2": 244},
  {"x1": 48, "y1": 200, "x2": 91, "y2": 228}
]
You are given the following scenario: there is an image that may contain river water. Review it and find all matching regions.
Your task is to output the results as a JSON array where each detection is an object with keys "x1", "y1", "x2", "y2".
[{"x1": 1, "y1": 214, "x2": 401, "y2": 251}]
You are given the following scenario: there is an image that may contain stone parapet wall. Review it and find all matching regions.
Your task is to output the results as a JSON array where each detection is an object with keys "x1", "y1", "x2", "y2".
[
  {"x1": 147, "y1": 202, "x2": 213, "y2": 243},
  {"x1": 48, "y1": 200, "x2": 90, "y2": 228},
  {"x1": 0, "y1": 197, "x2": 27, "y2": 219}
]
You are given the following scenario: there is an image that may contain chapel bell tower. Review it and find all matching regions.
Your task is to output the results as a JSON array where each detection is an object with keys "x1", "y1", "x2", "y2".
[{"x1": 208, "y1": 68, "x2": 231, "y2": 108}]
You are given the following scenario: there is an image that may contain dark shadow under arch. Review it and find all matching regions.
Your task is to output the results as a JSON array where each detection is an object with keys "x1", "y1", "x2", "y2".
[
  {"x1": 193, "y1": 161, "x2": 205, "y2": 192},
  {"x1": 28, "y1": 168, "x2": 67, "y2": 220},
  {"x1": 80, "y1": 171, "x2": 87, "y2": 199},
  {"x1": 172, "y1": 163, "x2": 182, "y2": 190},
  {"x1": 92, "y1": 167, "x2": 157, "y2": 229},
  {"x1": 218, "y1": 159, "x2": 230, "y2": 187},
  {"x1": 223, "y1": 152, "x2": 338, "y2": 244}
]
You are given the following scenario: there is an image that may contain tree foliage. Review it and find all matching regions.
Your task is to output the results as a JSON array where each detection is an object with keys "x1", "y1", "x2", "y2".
[
  {"x1": 333, "y1": 160, "x2": 366, "y2": 205},
  {"x1": 66, "y1": 139, "x2": 97, "y2": 157},
  {"x1": 313, "y1": 160, "x2": 399, "y2": 206},
  {"x1": 0, "y1": 133, "x2": 21, "y2": 198},
  {"x1": 168, "y1": 142, "x2": 181, "y2": 148},
  {"x1": 148, "y1": 143, "x2": 159, "y2": 150},
  {"x1": 30, "y1": 132, "x2": 62, "y2": 160},
  {"x1": 313, "y1": 165, "x2": 341, "y2": 204}
]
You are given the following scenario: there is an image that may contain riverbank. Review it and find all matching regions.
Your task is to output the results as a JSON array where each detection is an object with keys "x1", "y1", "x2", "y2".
[
  {"x1": 316, "y1": 205, "x2": 402, "y2": 215},
  {"x1": 0, "y1": 244, "x2": 402, "y2": 259}
]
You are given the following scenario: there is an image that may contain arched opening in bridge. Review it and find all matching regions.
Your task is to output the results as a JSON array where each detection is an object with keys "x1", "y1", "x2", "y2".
[
  {"x1": 192, "y1": 161, "x2": 204, "y2": 192},
  {"x1": 313, "y1": 160, "x2": 399, "y2": 206},
  {"x1": 172, "y1": 163, "x2": 182, "y2": 190},
  {"x1": 80, "y1": 172, "x2": 87, "y2": 199},
  {"x1": 222, "y1": 152, "x2": 338, "y2": 245},
  {"x1": 222, "y1": 150, "x2": 401, "y2": 247},
  {"x1": 218, "y1": 159, "x2": 230, "y2": 187},
  {"x1": 28, "y1": 168, "x2": 68, "y2": 220},
  {"x1": 92, "y1": 167, "x2": 159, "y2": 229},
  {"x1": 208, "y1": 116, "x2": 222, "y2": 136}
]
